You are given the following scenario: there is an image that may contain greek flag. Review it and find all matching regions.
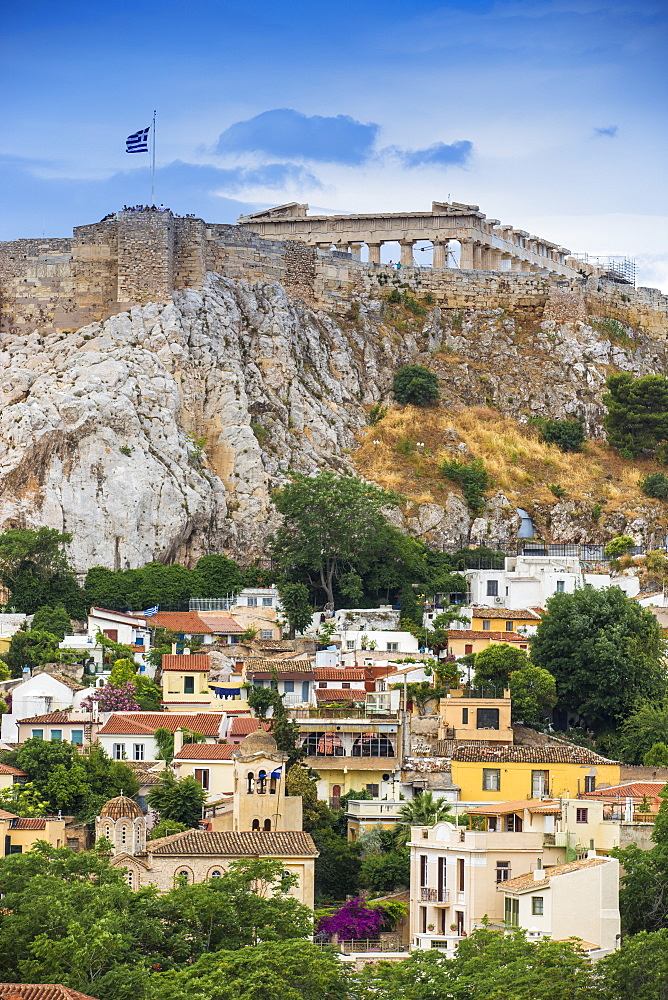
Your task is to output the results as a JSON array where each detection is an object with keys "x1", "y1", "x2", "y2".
[
  {"x1": 126, "y1": 127, "x2": 150, "y2": 153},
  {"x1": 143, "y1": 606, "x2": 159, "y2": 616},
  {"x1": 271, "y1": 766, "x2": 282, "y2": 779}
]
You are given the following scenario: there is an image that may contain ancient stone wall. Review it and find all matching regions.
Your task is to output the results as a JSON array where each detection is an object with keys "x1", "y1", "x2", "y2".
[{"x1": 1, "y1": 211, "x2": 666, "y2": 341}]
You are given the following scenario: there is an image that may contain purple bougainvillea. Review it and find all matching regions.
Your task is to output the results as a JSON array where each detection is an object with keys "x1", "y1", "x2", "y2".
[
  {"x1": 81, "y1": 681, "x2": 140, "y2": 712},
  {"x1": 317, "y1": 897, "x2": 385, "y2": 940}
]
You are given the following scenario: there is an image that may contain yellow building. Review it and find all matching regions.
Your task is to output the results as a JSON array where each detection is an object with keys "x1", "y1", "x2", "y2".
[
  {"x1": 171, "y1": 742, "x2": 236, "y2": 797},
  {"x1": 439, "y1": 691, "x2": 513, "y2": 745},
  {"x1": 161, "y1": 653, "x2": 216, "y2": 710},
  {"x1": 447, "y1": 630, "x2": 530, "y2": 658},
  {"x1": 0, "y1": 762, "x2": 28, "y2": 791},
  {"x1": 0, "y1": 810, "x2": 67, "y2": 855},
  {"x1": 450, "y1": 745, "x2": 620, "y2": 802},
  {"x1": 469, "y1": 608, "x2": 542, "y2": 632}
]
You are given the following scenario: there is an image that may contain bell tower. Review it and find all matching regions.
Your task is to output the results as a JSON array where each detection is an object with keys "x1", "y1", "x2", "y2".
[{"x1": 232, "y1": 731, "x2": 302, "y2": 832}]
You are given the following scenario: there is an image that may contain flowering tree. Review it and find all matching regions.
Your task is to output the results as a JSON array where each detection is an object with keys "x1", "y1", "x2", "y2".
[
  {"x1": 81, "y1": 681, "x2": 140, "y2": 712},
  {"x1": 317, "y1": 897, "x2": 385, "y2": 941}
]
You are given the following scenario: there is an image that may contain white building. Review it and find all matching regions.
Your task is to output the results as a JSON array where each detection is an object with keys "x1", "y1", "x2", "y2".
[
  {"x1": 338, "y1": 629, "x2": 419, "y2": 657},
  {"x1": 96, "y1": 711, "x2": 226, "y2": 762},
  {"x1": 465, "y1": 555, "x2": 640, "y2": 609},
  {"x1": 1, "y1": 672, "x2": 94, "y2": 742}
]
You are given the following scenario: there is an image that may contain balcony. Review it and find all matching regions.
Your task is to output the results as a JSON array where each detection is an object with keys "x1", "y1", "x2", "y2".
[
  {"x1": 290, "y1": 706, "x2": 398, "y2": 720},
  {"x1": 420, "y1": 887, "x2": 449, "y2": 903}
]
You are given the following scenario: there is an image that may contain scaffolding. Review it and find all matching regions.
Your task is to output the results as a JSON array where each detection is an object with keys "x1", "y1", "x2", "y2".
[{"x1": 573, "y1": 253, "x2": 636, "y2": 286}]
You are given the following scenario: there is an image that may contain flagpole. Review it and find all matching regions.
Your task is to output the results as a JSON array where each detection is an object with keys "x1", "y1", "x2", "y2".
[{"x1": 151, "y1": 110, "x2": 156, "y2": 205}]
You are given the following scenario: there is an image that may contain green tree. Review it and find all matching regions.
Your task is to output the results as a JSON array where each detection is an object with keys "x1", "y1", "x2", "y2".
[
  {"x1": 311, "y1": 827, "x2": 361, "y2": 900},
  {"x1": 598, "y1": 929, "x2": 668, "y2": 1000},
  {"x1": 618, "y1": 702, "x2": 668, "y2": 763},
  {"x1": 133, "y1": 676, "x2": 162, "y2": 710},
  {"x1": 402, "y1": 681, "x2": 443, "y2": 714},
  {"x1": 397, "y1": 791, "x2": 452, "y2": 830},
  {"x1": 271, "y1": 472, "x2": 402, "y2": 607},
  {"x1": 0, "y1": 528, "x2": 85, "y2": 616},
  {"x1": 508, "y1": 661, "x2": 557, "y2": 725},
  {"x1": 360, "y1": 848, "x2": 410, "y2": 892},
  {"x1": 270, "y1": 692, "x2": 307, "y2": 770},
  {"x1": 641, "y1": 472, "x2": 668, "y2": 500},
  {"x1": 148, "y1": 818, "x2": 188, "y2": 840},
  {"x1": 603, "y1": 372, "x2": 668, "y2": 457},
  {"x1": 533, "y1": 417, "x2": 586, "y2": 452},
  {"x1": 0, "y1": 781, "x2": 48, "y2": 817},
  {"x1": 605, "y1": 534, "x2": 636, "y2": 558},
  {"x1": 530, "y1": 586, "x2": 667, "y2": 731},
  {"x1": 440, "y1": 457, "x2": 490, "y2": 514},
  {"x1": 148, "y1": 770, "x2": 206, "y2": 828},
  {"x1": 644, "y1": 742, "x2": 668, "y2": 766},
  {"x1": 278, "y1": 582, "x2": 313, "y2": 637},
  {"x1": 1, "y1": 629, "x2": 61, "y2": 678},
  {"x1": 108, "y1": 657, "x2": 137, "y2": 685},
  {"x1": 392, "y1": 365, "x2": 440, "y2": 406},
  {"x1": 152, "y1": 728, "x2": 206, "y2": 765},
  {"x1": 473, "y1": 643, "x2": 528, "y2": 691},
  {"x1": 190, "y1": 554, "x2": 244, "y2": 599},
  {"x1": 31, "y1": 606, "x2": 71, "y2": 640},
  {"x1": 247, "y1": 685, "x2": 278, "y2": 719}
]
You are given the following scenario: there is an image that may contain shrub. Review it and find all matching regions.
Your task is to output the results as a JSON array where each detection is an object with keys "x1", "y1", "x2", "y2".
[
  {"x1": 367, "y1": 403, "x2": 387, "y2": 426},
  {"x1": 440, "y1": 457, "x2": 490, "y2": 514},
  {"x1": 641, "y1": 472, "x2": 668, "y2": 499},
  {"x1": 604, "y1": 535, "x2": 636, "y2": 558},
  {"x1": 533, "y1": 417, "x2": 585, "y2": 452},
  {"x1": 549, "y1": 484, "x2": 566, "y2": 498},
  {"x1": 392, "y1": 365, "x2": 440, "y2": 406},
  {"x1": 643, "y1": 742, "x2": 668, "y2": 766}
]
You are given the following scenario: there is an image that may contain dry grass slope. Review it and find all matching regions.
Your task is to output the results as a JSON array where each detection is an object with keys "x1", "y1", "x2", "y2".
[{"x1": 353, "y1": 404, "x2": 668, "y2": 531}]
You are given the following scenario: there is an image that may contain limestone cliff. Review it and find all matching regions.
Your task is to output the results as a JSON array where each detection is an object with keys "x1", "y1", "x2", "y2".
[{"x1": 0, "y1": 271, "x2": 667, "y2": 572}]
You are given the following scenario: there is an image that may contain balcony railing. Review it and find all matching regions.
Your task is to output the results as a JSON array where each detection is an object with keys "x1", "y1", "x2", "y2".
[
  {"x1": 421, "y1": 888, "x2": 438, "y2": 901},
  {"x1": 290, "y1": 706, "x2": 398, "y2": 720}
]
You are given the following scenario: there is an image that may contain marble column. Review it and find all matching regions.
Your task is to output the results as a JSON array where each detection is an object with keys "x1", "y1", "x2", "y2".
[
  {"x1": 350, "y1": 243, "x2": 363, "y2": 260},
  {"x1": 432, "y1": 241, "x2": 447, "y2": 269},
  {"x1": 367, "y1": 243, "x2": 382, "y2": 265},
  {"x1": 473, "y1": 243, "x2": 484, "y2": 269},
  {"x1": 400, "y1": 241, "x2": 415, "y2": 267},
  {"x1": 459, "y1": 239, "x2": 474, "y2": 270}
]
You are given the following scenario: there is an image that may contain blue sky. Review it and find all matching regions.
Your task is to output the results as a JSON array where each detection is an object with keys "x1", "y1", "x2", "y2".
[{"x1": 3, "y1": 0, "x2": 667, "y2": 288}]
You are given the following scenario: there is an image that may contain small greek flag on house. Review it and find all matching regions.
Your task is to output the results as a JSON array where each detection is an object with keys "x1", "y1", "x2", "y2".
[
  {"x1": 126, "y1": 127, "x2": 150, "y2": 153},
  {"x1": 271, "y1": 766, "x2": 282, "y2": 779},
  {"x1": 143, "y1": 606, "x2": 159, "y2": 616}
]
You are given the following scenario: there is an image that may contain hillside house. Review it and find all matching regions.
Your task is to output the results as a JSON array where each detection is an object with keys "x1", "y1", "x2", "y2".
[
  {"x1": 161, "y1": 653, "x2": 216, "y2": 710},
  {"x1": 243, "y1": 658, "x2": 315, "y2": 708},
  {"x1": 1, "y1": 672, "x2": 93, "y2": 742},
  {"x1": 0, "y1": 762, "x2": 27, "y2": 790},
  {"x1": 439, "y1": 690, "x2": 514, "y2": 745},
  {"x1": 96, "y1": 711, "x2": 225, "y2": 761},
  {"x1": 171, "y1": 741, "x2": 236, "y2": 797},
  {"x1": 447, "y1": 629, "x2": 530, "y2": 660},
  {"x1": 16, "y1": 710, "x2": 101, "y2": 746},
  {"x1": 0, "y1": 810, "x2": 67, "y2": 856}
]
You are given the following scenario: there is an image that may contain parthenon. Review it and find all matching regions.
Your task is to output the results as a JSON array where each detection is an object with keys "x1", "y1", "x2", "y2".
[{"x1": 238, "y1": 200, "x2": 581, "y2": 278}]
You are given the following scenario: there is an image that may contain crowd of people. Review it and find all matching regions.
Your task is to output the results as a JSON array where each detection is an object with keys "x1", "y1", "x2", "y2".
[{"x1": 99, "y1": 205, "x2": 199, "y2": 222}]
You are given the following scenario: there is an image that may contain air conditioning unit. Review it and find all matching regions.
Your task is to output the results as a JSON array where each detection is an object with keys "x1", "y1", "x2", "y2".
[{"x1": 494, "y1": 597, "x2": 503, "y2": 604}]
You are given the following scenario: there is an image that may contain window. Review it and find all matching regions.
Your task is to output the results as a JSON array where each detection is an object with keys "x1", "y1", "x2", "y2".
[
  {"x1": 486, "y1": 580, "x2": 499, "y2": 597},
  {"x1": 342, "y1": 681, "x2": 351, "y2": 689},
  {"x1": 113, "y1": 743, "x2": 126, "y2": 760},
  {"x1": 126, "y1": 870, "x2": 134, "y2": 888},
  {"x1": 504, "y1": 897, "x2": 519, "y2": 926},
  {"x1": 120, "y1": 825, "x2": 127, "y2": 845},
  {"x1": 462, "y1": 708, "x2": 468, "y2": 724},
  {"x1": 71, "y1": 729, "x2": 84, "y2": 745},
  {"x1": 50, "y1": 729, "x2": 62, "y2": 741},
  {"x1": 386, "y1": 642, "x2": 398, "y2": 652},
  {"x1": 105, "y1": 825, "x2": 111, "y2": 838},
  {"x1": 366, "y1": 783, "x2": 380, "y2": 797},
  {"x1": 532, "y1": 896, "x2": 544, "y2": 915},
  {"x1": 257, "y1": 770, "x2": 267, "y2": 794},
  {"x1": 505, "y1": 621, "x2": 513, "y2": 632},
  {"x1": 210, "y1": 870, "x2": 221, "y2": 878},
  {"x1": 32, "y1": 729, "x2": 44, "y2": 739},
  {"x1": 302, "y1": 732, "x2": 344, "y2": 756},
  {"x1": 262, "y1": 597, "x2": 273, "y2": 606},
  {"x1": 263, "y1": 818, "x2": 271, "y2": 830},
  {"x1": 176, "y1": 869, "x2": 191, "y2": 883},
  {"x1": 260, "y1": 629, "x2": 273, "y2": 640},
  {"x1": 195, "y1": 768, "x2": 210, "y2": 790},
  {"x1": 464, "y1": 644, "x2": 473, "y2": 655},
  {"x1": 496, "y1": 862, "x2": 511, "y2": 883},
  {"x1": 531, "y1": 770, "x2": 549, "y2": 798},
  {"x1": 133, "y1": 743, "x2": 144, "y2": 761},
  {"x1": 252, "y1": 819, "x2": 260, "y2": 830},
  {"x1": 437, "y1": 856, "x2": 447, "y2": 901},
  {"x1": 318, "y1": 681, "x2": 327, "y2": 688},
  {"x1": 420, "y1": 906, "x2": 427, "y2": 934},
  {"x1": 352, "y1": 733, "x2": 395, "y2": 757},
  {"x1": 505, "y1": 814, "x2": 523, "y2": 832},
  {"x1": 584, "y1": 776, "x2": 596, "y2": 793},
  {"x1": 482, "y1": 620, "x2": 491, "y2": 631},
  {"x1": 184, "y1": 676, "x2": 195, "y2": 694},
  {"x1": 283, "y1": 680, "x2": 295, "y2": 692},
  {"x1": 458, "y1": 858, "x2": 465, "y2": 892},
  {"x1": 346, "y1": 640, "x2": 354, "y2": 650},
  {"x1": 576, "y1": 808, "x2": 588, "y2": 823},
  {"x1": 556, "y1": 580, "x2": 565, "y2": 593},
  {"x1": 103, "y1": 629, "x2": 118, "y2": 642},
  {"x1": 420, "y1": 855, "x2": 428, "y2": 887},
  {"x1": 247, "y1": 597, "x2": 258, "y2": 607},
  {"x1": 483, "y1": 768, "x2": 501, "y2": 791},
  {"x1": 477, "y1": 708, "x2": 499, "y2": 730}
]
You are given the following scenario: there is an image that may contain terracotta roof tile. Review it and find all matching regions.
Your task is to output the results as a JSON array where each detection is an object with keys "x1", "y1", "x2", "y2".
[
  {"x1": 0, "y1": 764, "x2": 27, "y2": 777},
  {"x1": 161, "y1": 654, "x2": 211, "y2": 672},
  {"x1": 501, "y1": 857, "x2": 611, "y2": 893},
  {"x1": 147, "y1": 830, "x2": 318, "y2": 857},
  {"x1": 315, "y1": 688, "x2": 366, "y2": 702},
  {"x1": 451, "y1": 745, "x2": 617, "y2": 765},
  {"x1": 17, "y1": 711, "x2": 76, "y2": 725},
  {"x1": 0, "y1": 986, "x2": 101, "y2": 1000},
  {"x1": 448, "y1": 630, "x2": 530, "y2": 642},
  {"x1": 141, "y1": 611, "x2": 213, "y2": 633},
  {"x1": 584, "y1": 781, "x2": 667, "y2": 798},
  {"x1": 90, "y1": 607, "x2": 147, "y2": 623},
  {"x1": 468, "y1": 799, "x2": 562, "y2": 816},
  {"x1": 244, "y1": 659, "x2": 314, "y2": 675},
  {"x1": 98, "y1": 712, "x2": 223, "y2": 736},
  {"x1": 195, "y1": 616, "x2": 243, "y2": 633},
  {"x1": 471, "y1": 608, "x2": 542, "y2": 621},
  {"x1": 41, "y1": 674, "x2": 86, "y2": 692},
  {"x1": 314, "y1": 668, "x2": 366, "y2": 681},
  {"x1": 228, "y1": 718, "x2": 271, "y2": 737},
  {"x1": 173, "y1": 743, "x2": 235, "y2": 760},
  {"x1": 11, "y1": 818, "x2": 47, "y2": 830}
]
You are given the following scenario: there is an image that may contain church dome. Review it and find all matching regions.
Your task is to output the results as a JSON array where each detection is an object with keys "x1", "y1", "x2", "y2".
[
  {"x1": 239, "y1": 730, "x2": 278, "y2": 753},
  {"x1": 99, "y1": 795, "x2": 143, "y2": 820}
]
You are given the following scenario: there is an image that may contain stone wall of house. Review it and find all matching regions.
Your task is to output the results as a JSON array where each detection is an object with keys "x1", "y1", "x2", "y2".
[{"x1": 2, "y1": 210, "x2": 666, "y2": 340}]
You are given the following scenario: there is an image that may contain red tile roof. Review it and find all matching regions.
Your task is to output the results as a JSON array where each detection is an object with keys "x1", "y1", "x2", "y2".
[
  {"x1": 42, "y1": 673, "x2": 86, "y2": 692},
  {"x1": 141, "y1": 611, "x2": 214, "y2": 633},
  {"x1": 452, "y1": 745, "x2": 617, "y2": 765},
  {"x1": 227, "y1": 718, "x2": 271, "y2": 737},
  {"x1": 472, "y1": 608, "x2": 542, "y2": 621},
  {"x1": 0, "y1": 764, "x2": 27, "y2": 777},
  {"x1": 583, "y1": 781, "x2": 667, "y2": 798},
  {"x1": 0, "y1": 987, "x2": 102, "y2": 1000},
  {"x1": 90, "y1": 607, "x2": 147, "y2": 624},
  {"x1": 173, "y1": 743, "x2": 235, "y2": 760},
  {"x1": 243, "y1": 659, "x2": 314, "y2": 675},
  {"x1": 98, "y1": 712, "x2": 223, "y2": 737},
  {"x1": 147, "y1": 829, "x2": 318, "y2": 857},
  {"x1": 161, "y1": 654, "x2": 211, "y2": 672},
  {"x1": 314, "y1": 668, "x2": 366, "y2": 681},
  {"x1": 11, "y1": 818, "x2": 47, "y2": 830},
  {"x1": 196, "y1": 615, "x2": 243, "y2": 633},
  {"x1": 501, "y1": 857, "x2": 610, "y2": 893},
  {"x1": 17, "y1": 711, "x2": 77, "y2": 725},
  {"x1": 315, "y1": 688, "x2": 366, "y2": 702}
]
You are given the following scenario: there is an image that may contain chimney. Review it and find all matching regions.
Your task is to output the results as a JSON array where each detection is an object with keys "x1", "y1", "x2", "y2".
[
  {"x1": 587, "y1": 839, "x2": 597, "y2": 859},
  {"x1": 533, "y1": 858, "x2": 544, "y2": 881},
  {"x1": 173, "y1": 728, "x2": 184, "y2": 756}
]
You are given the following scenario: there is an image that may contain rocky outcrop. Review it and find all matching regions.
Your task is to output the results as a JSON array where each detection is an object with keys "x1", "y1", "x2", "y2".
[{"x1": 0, "y1": 271, "x2": 667, "y2": 572}]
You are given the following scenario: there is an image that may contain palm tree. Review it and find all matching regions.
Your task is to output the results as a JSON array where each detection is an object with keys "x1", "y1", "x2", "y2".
[{"x1": 394, "y1": 791, "x2": 452, "y2": 846}]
